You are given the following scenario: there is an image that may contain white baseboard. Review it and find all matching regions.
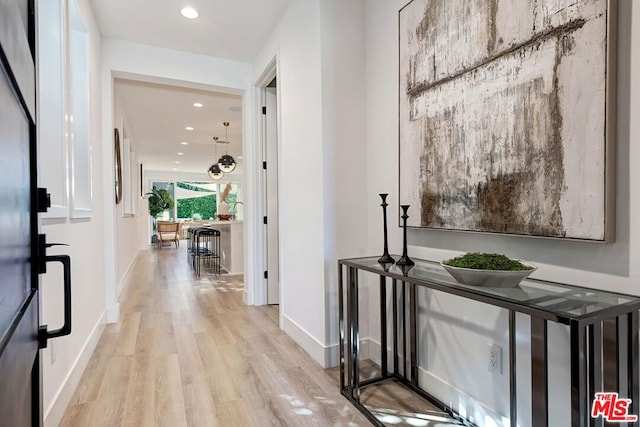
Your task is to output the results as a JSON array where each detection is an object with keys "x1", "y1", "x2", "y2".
[
  {"x1": 283, "y1": 323, "x2": 374, "y2": 369},
  {"x1": 106, "y1": 303, "x2": 120, "y2": 324},
  {"x1": 44, "y1": 310, "x2": 106, "y2": 427},
  {"x1": 324, "y1": 337, "x2": 378, "y2": 368},
  {"x1": 227, "y1": 270, "x2": 243, "y2": 275},
  {"x1": 282, "y1": 314, "x2": 327, "y2": 367},
  {"x1": 418, "y1": 369, "x2": 504, "y2": 425},
  {"x1": 243, "y1": 290, "x2": 253, "y2": 305},
  {"x1": 282, "y1": 315, "x2": 371, "y2": 368},
  {"x1": 117, "y1": 250, "x2": 140, "y2": 298},
  {"x1": 325, "y1": 344, "x2": 339, "y2": 368}
]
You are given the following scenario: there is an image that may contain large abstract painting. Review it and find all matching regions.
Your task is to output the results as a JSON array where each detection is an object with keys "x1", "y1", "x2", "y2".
[{"x1": 399, "y1": 0, "x2": 615, "y2": 241}]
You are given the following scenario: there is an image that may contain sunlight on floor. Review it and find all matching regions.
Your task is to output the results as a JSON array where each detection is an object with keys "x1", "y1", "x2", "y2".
[{"x1": 370, "y1": 407, "x2": 465, "y2": 426}]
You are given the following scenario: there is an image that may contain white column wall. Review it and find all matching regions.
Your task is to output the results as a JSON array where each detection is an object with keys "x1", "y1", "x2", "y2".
[
  {"x1": 319, "y1": 0, "x2": 369, "y2": 364},
  {"x1": 252, "y1": 0, "x2": 370, "y2": 366},
  {"x1": 253, "y1": 0, "x2": 328, "y2": 364}
]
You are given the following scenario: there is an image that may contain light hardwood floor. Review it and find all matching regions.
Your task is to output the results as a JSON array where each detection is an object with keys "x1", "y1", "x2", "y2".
[{"x1": 60, "y1": 247, "x2": 451, "y2": 426}]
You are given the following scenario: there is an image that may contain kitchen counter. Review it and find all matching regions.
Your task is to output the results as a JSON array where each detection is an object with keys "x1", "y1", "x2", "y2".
[{"x1": 182, "y1": 220, "x2": 243, "y2": 274}]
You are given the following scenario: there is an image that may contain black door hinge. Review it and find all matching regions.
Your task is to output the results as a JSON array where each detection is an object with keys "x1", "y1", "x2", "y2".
[
  {"x1": 264, "y1": 271, "x2": 268, "y2": 279},
  {"x1": 263, "y1": 216, "x2": 268, "y2": 225},
  {"x1": 262, "y1": 161, "x2": 267, "y2": 170},
  {"x1": 262, "y1": 106, "x2": 267, "y2": 115},
  {"x1": 37, "y1": 188, "x2": 51, "y2": 213}
]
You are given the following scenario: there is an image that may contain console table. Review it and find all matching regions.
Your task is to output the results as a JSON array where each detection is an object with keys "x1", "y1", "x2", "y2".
[{"x1": 338, "y1": 256, "x2": 640, "y2": 427}]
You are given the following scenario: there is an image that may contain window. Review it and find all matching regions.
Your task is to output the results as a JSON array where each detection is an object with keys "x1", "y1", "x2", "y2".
[
  {"x1": 176, "y1": 182, "x2": 217, "y2": 220},
  {"x1": 151, "y1": 181, "x2": 175, "y2": 221}
]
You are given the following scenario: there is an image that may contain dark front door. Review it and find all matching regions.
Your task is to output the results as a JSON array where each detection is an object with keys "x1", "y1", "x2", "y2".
[{"x1": 0, "y1": 0, "x2": 40, "y2": 425}]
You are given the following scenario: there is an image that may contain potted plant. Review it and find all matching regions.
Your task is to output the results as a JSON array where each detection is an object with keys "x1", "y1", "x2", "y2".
[
  {"x1": 147, "y1": 186, "x2": 174, "y2": 242},
  {"x1": 441, "y1": 252, "x2": 536, "y2": 288}
]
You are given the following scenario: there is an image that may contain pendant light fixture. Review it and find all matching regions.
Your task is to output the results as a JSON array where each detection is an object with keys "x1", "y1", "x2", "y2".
[
  {"x1": 217, "y1": 121, "x2": 236, "y2": 173},
  {"x1": 208, "y1": 137, "x2": 224, "y2": 180}
]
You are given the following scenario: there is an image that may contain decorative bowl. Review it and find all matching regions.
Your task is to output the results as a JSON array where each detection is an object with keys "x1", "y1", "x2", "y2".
[
  {"x1": 440, "y1": 263, "x2": 536, "y2": 288},
  {"x1": 217, "y1": 214, "x2": 231, "y2": 221}
]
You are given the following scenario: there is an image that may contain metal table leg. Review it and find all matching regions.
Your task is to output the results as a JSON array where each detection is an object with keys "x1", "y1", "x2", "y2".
[
  {"x1": 628, "y1": 311, "x2": 639, "y2": 416},
  {"x1": 349, "y1": 267, "x2": 360, "y2": 402},
  {"x1": 409, "y1": 282, "x2": 418, "y2": 386},
  {"x1": 346, "y1": 266, "x2": 353, "y2": 398},
  {"x1": 339, "y1": 264, "x2": 345, "y2": 392},
  {"x1": 602, "y1": 319, "x2": 617, "y2": 394},
  {"x1": 402, "y1": 281, "x2": 407, "y2": 378},
  {"x1": 571, "y1": 320, "x2": 588, "y2": 427},
  {"x1": 589, "y1": 322, "x2": 603, "y2": 427},
  {"x1": 509, "y1": 311, "x2": 517, "y2": 426},
  {"x1": 380, "y1": 275, "x2": 388, "y2": 377},
  {"x1": 532, "y1": 317, "x2": 548, "y2": 427},
  {"x1": 393, "y1": 279, "x2": 398, "y2": 375}
]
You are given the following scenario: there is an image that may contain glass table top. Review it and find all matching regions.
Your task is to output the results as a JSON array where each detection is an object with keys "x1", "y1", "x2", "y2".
[{"x1": 340, "y1": 256, "x2": 640, "y2": 322}]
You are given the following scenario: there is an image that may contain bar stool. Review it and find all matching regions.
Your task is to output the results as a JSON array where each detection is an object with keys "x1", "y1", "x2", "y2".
[
  {"x1": 188, "y1": 226, "x2": 205, "y2": 269},
  {"x1": 186, "y1": 227, "x2": 197, "y2": 263},
  {"x1": 192, "y1": 227, "x2": 221, "y2": 276}
]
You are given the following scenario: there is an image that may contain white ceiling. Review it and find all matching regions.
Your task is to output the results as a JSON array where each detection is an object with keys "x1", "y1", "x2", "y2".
[
  {"x1": 115, "y1": 78, "x2": 244, "y2": 174},
  {"x1": 90, "y1": 0, "x2": 289, "y2": 61},
  {"x1": 99, "y1": 1, "x2": 288, "y2": 176}
]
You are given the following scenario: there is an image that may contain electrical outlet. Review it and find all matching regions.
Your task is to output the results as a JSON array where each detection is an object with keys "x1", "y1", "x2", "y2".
[
  {"x1": 488, "y1": 343, "x2": 502, "y2": 374},
  {"x1": 50, "y1": 340, "x2": 57, "y2": 365}
]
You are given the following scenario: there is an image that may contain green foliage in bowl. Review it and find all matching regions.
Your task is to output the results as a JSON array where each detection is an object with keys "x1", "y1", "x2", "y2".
[{"x1": 442, "y1": 253, "x2": 533, "y2": 271}]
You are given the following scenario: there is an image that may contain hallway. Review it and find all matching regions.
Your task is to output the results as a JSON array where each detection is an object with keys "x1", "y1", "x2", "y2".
[
  {"x1": 60, "y1": 247, "x2": 459, "y2": 427},
  {"x1": 60, "y1": 248, "x2": 367, "y2": 426}
]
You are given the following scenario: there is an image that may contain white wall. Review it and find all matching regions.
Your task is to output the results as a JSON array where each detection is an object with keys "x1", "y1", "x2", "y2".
[
  {"x1": 319, "y1": 0, "x2": 369, "y2": 361},
  {"x1": 113, "y1": 94, "x2": 141, "y2": 296},
  {"x1": 39, "y1": 0, "x2": 106, "y2": 426},
  {"x1": 252, "y1": 0, "x2": 370, "y2": 366},
  {"x1": 364, "y1": 1, "x2": 640, "y2": 426},
  {"x1": 101, "y1": 39, "x2": 256, "y2": 318},
  {"x1": 253, "y1": 0, "x2": 328, "y2": 363}
]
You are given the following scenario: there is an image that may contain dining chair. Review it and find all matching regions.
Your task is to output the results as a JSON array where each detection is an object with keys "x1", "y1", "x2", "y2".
[{"x1": 157, "y1": 221, "x2": 180, "y2": 248}]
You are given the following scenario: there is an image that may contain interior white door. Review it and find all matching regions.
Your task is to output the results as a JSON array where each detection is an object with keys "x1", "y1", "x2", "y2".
[{"x1": 265, "y1": 85, "x2": 279, "y2": 305}]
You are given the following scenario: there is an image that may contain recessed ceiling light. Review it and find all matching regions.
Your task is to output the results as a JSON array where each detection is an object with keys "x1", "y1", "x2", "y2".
[
  {"x1": 193, "y1": 102, "x2": 204, "y2": 108},
  {"x1": 180, "y1": 7, "x2": 199, "y2": 19},
  {"x1": 177, "y1": 152, "x2": 184, "y2": 155},
  {"x1": 181, "y1": 141, "x2": 189, "y2": 145},
  {"x1": 238, "y1": 156, "x2": 243, "y2": 159},
  {"x1": 175, "y1": 161, "x2": 181, "y2": 164},
  {"x1": 185, "y1": 126, "x2": 194, "y2": 131}
]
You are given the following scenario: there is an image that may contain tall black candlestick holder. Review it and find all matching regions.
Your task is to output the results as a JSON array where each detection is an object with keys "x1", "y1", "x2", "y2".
[
  {"x1": 396, "y1": 205, "x2": 414, "y2": 267},
  {"x1": 378, "y1": 194, "x2": 395, "y2": 264}
]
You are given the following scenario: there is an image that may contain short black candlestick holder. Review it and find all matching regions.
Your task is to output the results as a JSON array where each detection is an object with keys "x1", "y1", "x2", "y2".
[
  {"x1": 378, "y1": 194, "x2": 395, "y2": 264},
  {"x1": 396, "y1": 205, "x2": 414, "y2": 267}
]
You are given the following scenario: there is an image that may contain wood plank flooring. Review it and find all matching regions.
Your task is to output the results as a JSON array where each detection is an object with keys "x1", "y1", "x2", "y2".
[{"x1": 60, "y1": 247, "x2": 450, "y2": 426}]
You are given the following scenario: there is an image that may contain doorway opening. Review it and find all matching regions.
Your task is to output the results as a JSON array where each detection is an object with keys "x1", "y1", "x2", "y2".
[
  {"x1": 256, "y1": 59, "x2": 280, "y2": 308},
  {"x1": 110, "y1": 77, "x2": 247, "y2": 298}
]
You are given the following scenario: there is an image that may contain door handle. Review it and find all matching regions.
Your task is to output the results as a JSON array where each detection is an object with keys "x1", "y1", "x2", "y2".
[{"x1": 38, "y1": 254, "x2": 72, "y2": 349}]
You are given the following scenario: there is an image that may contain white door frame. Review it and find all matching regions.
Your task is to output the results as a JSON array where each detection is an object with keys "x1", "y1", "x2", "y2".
[
  {"x1": 253, "y1": 56, "x2": 283, "y2": 318},
  {"x1": 102, "y1": 70, "x2": 251, "y2": 322}
]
